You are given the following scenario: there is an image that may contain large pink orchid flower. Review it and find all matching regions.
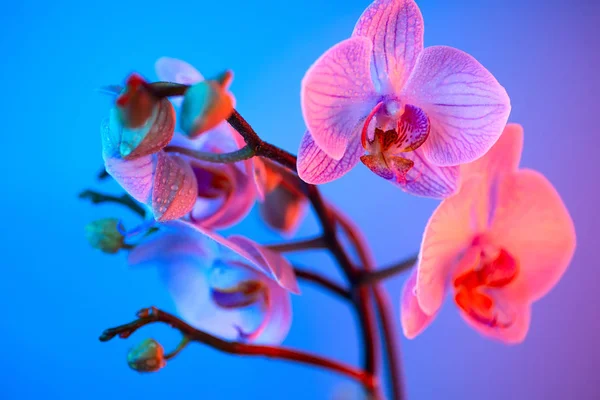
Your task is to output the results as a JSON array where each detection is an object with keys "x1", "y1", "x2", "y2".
[
  {"x1": 155, "y1": 57, "x2": 257, "y2": 229},
  {"x1": 401, "y1": 124, "x2": 576, "y2": 343},
  {"x1": 129, "y1": 220, "x2": 299, "y2": 344},
  {"x1": 298, "y1": 0, "x2": 511, "y2": 198}
]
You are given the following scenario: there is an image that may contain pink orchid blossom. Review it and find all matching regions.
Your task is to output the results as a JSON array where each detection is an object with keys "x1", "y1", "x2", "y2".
[
  {"x1": 298, "y1": 0, "x2": 511, "y2": 198},
  {"x1": 401, "y1": 124, "x2": 576, "y2": 343},
  {"x1": 252, "y1": 158, "x2": 309, "y2": 236},
  {"x1": 101, "y1": 76, "x2": 198, "y2": 221},
  {"x1": 128, "y1": 220, "x2": 299, "y2": 344}
]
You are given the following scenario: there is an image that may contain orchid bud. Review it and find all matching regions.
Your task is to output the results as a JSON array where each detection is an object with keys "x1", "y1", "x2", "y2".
[
  {"x1": 257, "y1": 160, "x2": 308, "y2": 236},
  {"x1": 85, "y1": 218, "x2": 125, "y2": 254},
  {"x1": 180, "y1": 71, "x2": 235, "y2": 138},
  {"x1": 116, "y1": 74, "x2": 157, "y2": 129},
  {"x1": 113, "y1": 74, "x2": 176, "y2": 160},
  {"x1": 127, "y1": 338, "x2": 166, "y2": 373}
]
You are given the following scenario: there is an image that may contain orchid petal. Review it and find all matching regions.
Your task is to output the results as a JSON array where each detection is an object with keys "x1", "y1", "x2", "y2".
[
  {"x1": 392, "y1": 149, "x2": 459, "y2": 198},
  {"x1": 102, "y1": 118, "x2": 156, "y2": 204},
  {"x1": 489, "y1": 170, "x2": 576, "y2": 303},
  {"x1": 401, "y1": 270, "x2": 436, "y2": 339},
  {"x1": 461, "y1": 123, "x2": 524, "y2": 183},
  {"x1": 352, "y1": 0, "x2": 424, "y2": 92},
  {"x1": 227, "y1": 235, "x2": 300, "y2": 295},
  {"x1": 297, "y1": 131, "x2": 363, "y2": 184},
  {"x1": 458, "y1": 292, "x2": 531, "y2": 344},
  {"x1": 260, "y1": 185, "x2": 308, "y2": 237},
  {"x1": 403, "y1": 46, "x2": 511, "y2": 166},
  {"x1": 301, "y1": 36, "x2": 378, "y2": 160},
  {"x1": 416, "y1": 177, "x2": 486, "y2": 315},
  {"x1": 128, "y1": 224, "x2": 216, "y2": 268},
  {"x1": 252, "y1": 279, "x2": 293, "y2": 344},
  {"x1": 155, "y1": 57, "x2": 204, "y2": 108},
  {"x1": 155, "y1": 57, "x2": 204, "y2": 85},
  {"x1": 185, "y1": 223, "x2": 299, "y2": 295},
  {"x1": 201, "y1": 164, "x2": 255, "y2": 229},
  {"x1": 151, "y1": 152, "x2": 198, "y2": 221}
]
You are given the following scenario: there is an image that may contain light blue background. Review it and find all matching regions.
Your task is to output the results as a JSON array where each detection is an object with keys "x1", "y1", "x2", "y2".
[{"x1": 1, "y1": 0, "x2": 598, "y2": 399}]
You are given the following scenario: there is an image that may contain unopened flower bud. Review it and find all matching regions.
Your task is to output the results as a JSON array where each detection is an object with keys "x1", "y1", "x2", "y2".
[
  {"x1": 180, "y1": 71, "x2": 235, "y2": 138},
  {"x1": 113, "y1": 74, "x2": 176, "y2": 160},
  {"x1": 116, "y1": 74, "x2": 157, "y2": 129},
  {"x1": 127, "y1": 338, "x2": 166, "y2": 373},
  {"x1": 85, "y1": 218, "x2": 125, "y2": 254}
]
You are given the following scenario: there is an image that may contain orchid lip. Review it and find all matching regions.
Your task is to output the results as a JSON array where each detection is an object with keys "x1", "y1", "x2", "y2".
[{"x1": 453, "y1": 245, "x2": 519, "y2": 329}]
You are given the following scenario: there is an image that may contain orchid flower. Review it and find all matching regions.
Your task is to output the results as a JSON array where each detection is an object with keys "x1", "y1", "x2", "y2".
[
  {"x1": 253, "y1": 158, "x2": 309, "y2": 236},
  {"x1": 155, "y1": 57, "x2": 258, "y2": 229},
  {"x1": 298, "y1": 0, "x2": 511, "y2": 198},
  {"x1": 128, "y1": 220, "x2": 299, "y2": 344},
  {"x1": 401, "y1": 124, "x2": 576, "y2": 343},
  {"x1": 102, "y1": 75, "x2": 198, "y2": 221}
]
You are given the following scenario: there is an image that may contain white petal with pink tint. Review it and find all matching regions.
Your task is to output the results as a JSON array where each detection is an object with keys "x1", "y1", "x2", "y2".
[
  {"x1": 301, "y1": 36, "x2": 378, "y2": 160},
  {"x1": 489, "y1": 169, "x2": 576, "y2": 303},
  {"x1": 403, "y1": 46, "x2": 511, "y2": 166},
  {"x1": 155, "y1": 57, "x2": 203, "y2": 84},
  {"x1": 401, "y1": 270, "x2": 435, "y2": 338},
  {"x1": 155, "y1": 57, "x2": 204, "y2": 107},
  {"x1": 417, "y1": 177, "x2": 487, "y2": 315},
  {"x1": 352, "y1": 0, "x2": 424, "y2": 92},
  {"x1": 227, "y1": 235, "x2": 300, "y2": 295},
  {"x1": 297, "y1": 131, "x2": 363, "y2": 184}
]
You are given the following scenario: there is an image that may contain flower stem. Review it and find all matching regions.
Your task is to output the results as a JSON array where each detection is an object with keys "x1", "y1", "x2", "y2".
[
  {"x1": 164, "y1": 336, "x2": 191, "y2": 360},
  {"x1": 294, "y1": 266, "x2": 351, "y2": 300},
  {"x1": 225, "y1": 108, "x2": 380, "y2": 399},
  {"x1": 332, "y1": 208, "x2": 408, "y2": 400},
  {"x1": 266, "y1": 236, "x2": 327, "y2": 253},
  {"x1": 164, "y1": 145, "x2": 255, "y2": 164},
  {"x1": 357, "y1": 256, "x2": 418, "y2": 286},
  {"x1": 101, "y1": 307, "x2": 374, "y2": 389},
  {"x1": 79, "y1": 190, "x2": 146, "y2": 218}
]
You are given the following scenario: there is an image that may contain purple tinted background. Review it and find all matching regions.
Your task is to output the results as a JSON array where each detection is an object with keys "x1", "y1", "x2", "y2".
[{"x1": 0, "y1": 0, "x2": 598, "y2": 399}]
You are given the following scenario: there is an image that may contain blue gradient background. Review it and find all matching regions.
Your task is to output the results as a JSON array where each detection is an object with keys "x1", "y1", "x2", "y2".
[{"x1": 1, "y1": 0, "x2": 598, "y2": 398}]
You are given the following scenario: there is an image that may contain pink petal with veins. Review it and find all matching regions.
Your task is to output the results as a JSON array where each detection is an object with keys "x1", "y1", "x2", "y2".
[
  {"x1": 352, "y1": 0, "x2": 424, "y2": 92},
  {"x1": 394, "y1": 149, "x2": 459, "y2": 198},
  {"x1": 301, "y1": 36, "x2": 378, "y2": 160},
  {"x1": 403, "y1": 46, "x2": 511, "y2": 166},
  {"x1": 297, "y1": 131, "x2": 363, "y2": 184}
]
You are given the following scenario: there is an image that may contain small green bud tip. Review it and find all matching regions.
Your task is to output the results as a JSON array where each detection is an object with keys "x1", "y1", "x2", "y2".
[
  {"x1": 127, "y1": 338, "x2": 166, "y2": 373},
  {"x1": 85, "y1": 218, "x2": 125, "y2": 254}
]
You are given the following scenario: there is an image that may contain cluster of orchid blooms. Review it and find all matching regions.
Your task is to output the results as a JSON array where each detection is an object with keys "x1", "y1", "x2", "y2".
[{"x1": 83, "y1": 0, "x2": 576, "y2": 398}]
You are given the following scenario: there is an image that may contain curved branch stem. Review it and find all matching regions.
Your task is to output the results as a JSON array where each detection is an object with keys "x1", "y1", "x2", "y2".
[
  {"x1": 294, "y1": 266, "x2": 351, "y2": 300},
  {"x1": 101, "y1": 307, "x2": 374, "y2": 389},
  {"x1": 266, "y1": 236, "x2": 327, "y2": 253},
  {"x1": 79, "y1": 190, "x2": 146, "y2": 218},
  {"x1": 164, "y1": 145, "x2": 255, "y2": 164},
  {"x1": 357, "y1": 256, "x2": 418, "y2": 286},
  {"x1": 332, "y1": 208, "x2": 406, "y2": 400}
]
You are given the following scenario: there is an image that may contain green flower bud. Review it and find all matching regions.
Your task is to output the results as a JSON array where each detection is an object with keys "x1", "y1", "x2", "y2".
[
  {"x1": 85, "y1": 218, "x2": 125, "y2": 254},
  {"x1": 127, "y1": 338, "x2": 166, "y2": 373}
]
